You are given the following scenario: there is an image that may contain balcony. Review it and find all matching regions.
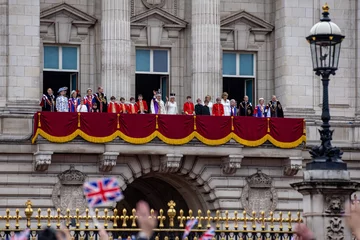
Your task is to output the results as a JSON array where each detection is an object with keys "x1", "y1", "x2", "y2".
[{"x1": 32, "y1": 112, "x2": 306, "y2": 148}]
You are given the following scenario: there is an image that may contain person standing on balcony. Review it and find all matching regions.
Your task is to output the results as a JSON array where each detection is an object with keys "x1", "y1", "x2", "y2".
[
  {"x1": 119, "y1": 97, "x2": 127, "y2": 114},
  {"x1": 212, "y1": 97, "x2": 224, "y2": 116},
  {"x1": 254, "y1": 98, "x2": 267, "y2": 118},
  {"x1": 195, "y1": 98, "x2": 203, "y2": 115},
  {"x1": 267, "y1": 95, "x2": 284, "y2": 118},
  {"x1": 136, "y1": 94, "x2": 148, "y2": 114},
  {"x1": 94, "y1": 86, "x2": 108, "y2": 113},
  {"x1": 165, "y1": 94, "x2": 178, "y2": 115},
  {"x1": 202, "y1": 100, "x2": 211, "y2": 115},
  {"x1": 84, "y1": 88, "x2": 94, "y2": 113},
  {"x1": 221, "y1": 92, "x2": 231, "y2": 116},
  {"x1": 56, "y1": 87, "x2": 69, "y2": 112},
  {"x1": 230, "y1": 99, "x2": 237, "y2": 116},
  {"x1": 204, "y1": 95, "x2": 213, "y2": 113},
  {"x1": 77, "y1": 99, "x2": 88, "y2": 112},
  {"x1": 150, "y1": 90, "x2": 165, "y2": 114},
  {"x1": 40, "y1": 88, "x2": 56, "y2": 112},
  {"x1": 127, "y1": 97, "x2": 138, "y2": 114},
  {"x1": 239, "y1": 95, "x2": 253, "y2": 117},
  {"x1": 183, "y1": 96, "x2": 194, "y2": 115},
  {"x1": 68, "y1": 90, "x2": 80, "y2": 112},
  {"x1": 108, "y1": 96, "x2": 119, "y2": 113}
]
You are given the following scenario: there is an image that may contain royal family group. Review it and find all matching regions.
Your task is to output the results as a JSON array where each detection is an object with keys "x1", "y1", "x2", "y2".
[{"x1": 40, "y1": 86, "x2": 284, "y2": 118}]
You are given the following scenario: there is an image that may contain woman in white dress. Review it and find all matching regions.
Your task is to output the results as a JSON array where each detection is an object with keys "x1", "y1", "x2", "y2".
[
  {"x1": 204, "y1": 95, "x2": 213, "y2": 113},
  {"x1": 221, "y1": 92, "x2": 231, "y2": 116},
  {"x1": 166, "y1": 94, "x2": 178, "y2": 115}
]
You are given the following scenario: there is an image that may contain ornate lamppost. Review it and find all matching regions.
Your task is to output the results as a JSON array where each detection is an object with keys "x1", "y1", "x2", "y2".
[{"x1": 306, "y1": 3, "x2": 346, "y2": 170}]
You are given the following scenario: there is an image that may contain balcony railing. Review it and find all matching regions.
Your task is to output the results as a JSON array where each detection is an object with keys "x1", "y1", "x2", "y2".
[
  {"x1": 0, "y1": 200, "x2": 302, "y2": 240},
  {"x1": 32, "y1": 112, "x2": 306, "y2": 148}
]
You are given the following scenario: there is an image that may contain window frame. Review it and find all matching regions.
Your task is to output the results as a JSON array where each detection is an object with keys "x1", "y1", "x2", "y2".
[
  {"x1": 222, "y1": 52, "x2": 256, "y2": 78},
  {"x1": 135, "y1": 48, "x2": 170, "y2": 75},
  {"x1": 43, "y1": 45, "x2": 80, "y2": 72}
]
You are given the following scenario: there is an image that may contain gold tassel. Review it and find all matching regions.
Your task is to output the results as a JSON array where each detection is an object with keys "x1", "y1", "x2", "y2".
[
  {"x1": 156, "y1": 115, "x2": 159, "y2": 129},
  {"x1": 117, "y1": 114, "x2": 120, "y2": 129},
  {"x1": 194, "y1": 116, "x2": 197, "y2": 130},
  {"x1": 231, "y1": 116, "x2": 234, "y2": 131},
  {"x1": 303, "y1": 119, "x2": 306, "y2": 134},
  {"x1": 38, "y1": 113, "x2": 41, "y2": 127},
  {"x1": 267, "y1": 118, "x2": 270, "y2": 133},
  {"x1": 78, "y1": 113, "x2": 81, "y2": 128}
]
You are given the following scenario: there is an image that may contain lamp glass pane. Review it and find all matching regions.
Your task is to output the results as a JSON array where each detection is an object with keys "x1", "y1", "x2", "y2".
[
  {"x1": 310, "y1": 43, "x2": 318, "y2": 70},
  {"x1": 333, "y1": 43, "x2": 341, "y2": 69}
]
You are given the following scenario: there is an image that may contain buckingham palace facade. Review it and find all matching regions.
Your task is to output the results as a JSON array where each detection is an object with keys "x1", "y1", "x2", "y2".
[{"x1": 0, "y1": 0, "x2": 360, "y2": 227}]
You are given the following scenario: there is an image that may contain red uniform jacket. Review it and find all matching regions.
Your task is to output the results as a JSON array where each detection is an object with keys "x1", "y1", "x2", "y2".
[
  {"x1": 183, "y1": 102, "x2": 195, "y2": 115},
  {"x1": 127, "y1": 103, "x2": 139, "y2": 114},
  {"x1": 136, "y1": 100, "x2": 148, "y2": 113},
  {"x1": 108, "y1": 102, "x2": 119, "y2": 113},
  {"x1": 119, "y1": 103, "x2": 127, "y2": 113},
  {"x1": 212, "y1": 103, "x2": 224, "y2": 116}
]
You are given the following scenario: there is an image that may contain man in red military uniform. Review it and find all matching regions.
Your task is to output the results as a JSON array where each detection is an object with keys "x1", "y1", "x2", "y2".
[
  {"x1": 136, "y1": 94, "x2": 148, "y2": 114},
  {"x1": 108, "y1": 96, "x2": 119, "y2": 113},
  {"x1": 183, "y1": 96, "x2": 194, "y2": 115},
  {"x1": 212, "y1": 97, "x2": 225, "y2": 116},
  {"x1": 127, "y1": 97, "x2": 139, "y2": 114}
]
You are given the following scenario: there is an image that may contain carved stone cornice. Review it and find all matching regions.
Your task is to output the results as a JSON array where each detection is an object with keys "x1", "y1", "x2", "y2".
[
  {"x1": 99, "y1": 152, "x2": 119, "y2": 172},
  {"x1": 283, "y1": 157, "x2": 303, "y2": 176},
  {"x1": 33, "y1": 151, "x2": 53, "y2": 172},
  {"x1": 221, "y1": 155, "x2": 243, "y2": 175},
  {"x1": 160, "y1": 154, "x2": 183, "y2": 173}
]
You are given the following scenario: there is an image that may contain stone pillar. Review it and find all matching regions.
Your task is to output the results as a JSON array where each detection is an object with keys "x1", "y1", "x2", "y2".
[
  {"x1": 191, "y1": 0, "x2": 221, "y2": 100},
  {"x1": 0, "y1": 1, "x2": 7, "y2": 109},
  {"x1": 292, "y1": 170, "x2": 360, "y2": 240},
  {"x1": 6, "y1": 0, "x2": 40, "y2": 111},
  {"x1": 101, "y1": 0, "x2": 131, "y2": 100},
  {"x1": 274, "y1": 0, "x2": 315, "y2": 114}
]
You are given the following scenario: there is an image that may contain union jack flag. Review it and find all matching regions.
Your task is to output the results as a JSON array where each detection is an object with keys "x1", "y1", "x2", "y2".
[
  {"x1": 83, "y1": 177, "x2": 124, "y2": 207},
  {"x1": 182, "y1": 219, "x2": 198, "y2": 239},
  {"x1": 199, "y1": 227, "x2": 215, "y2": 240},
  {"x1": 8, "y1": 228, "x2": 30, "y2": 240}
]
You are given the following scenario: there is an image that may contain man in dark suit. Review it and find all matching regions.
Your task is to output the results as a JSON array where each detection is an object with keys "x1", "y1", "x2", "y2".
[{"x1": 195, "y1": 98, "x2": 203, "y2": 115}]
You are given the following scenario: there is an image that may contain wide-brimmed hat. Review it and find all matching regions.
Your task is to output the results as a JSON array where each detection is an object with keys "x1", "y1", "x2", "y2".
[{"x1": 58, "y1": 87, "x2": 68, "y2": 93}]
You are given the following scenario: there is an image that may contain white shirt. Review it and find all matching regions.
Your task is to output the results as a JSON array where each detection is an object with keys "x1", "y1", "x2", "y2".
[
  {"x1": 166, "y1": 101, "x2": 178, "y2": 115},
  {"x1": 77, "y1": 104, "x2": 88, "y2": 112},
  {"x1": 221, "y1": 99, "x2": 231, "y2": 116}
]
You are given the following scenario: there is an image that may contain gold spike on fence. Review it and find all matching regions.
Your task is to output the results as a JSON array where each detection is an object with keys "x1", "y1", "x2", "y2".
[{"x1": 0, "y1": 200, "x2": 302, "y2": 234}]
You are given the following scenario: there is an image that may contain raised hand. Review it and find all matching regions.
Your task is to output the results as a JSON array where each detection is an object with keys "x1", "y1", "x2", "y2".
[
  {"x1": 346, "y1": 200, "x2": 360, "y2": 239},
  {"x1": 136, "y1": 200, "x2": 157, "y2": 238},
  {"x1": 294, "y1": 224, "x2": 314, "y2": 240}
]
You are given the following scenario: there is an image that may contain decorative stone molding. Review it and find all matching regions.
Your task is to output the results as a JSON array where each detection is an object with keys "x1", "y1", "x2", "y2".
[
  {"x1": 325, "y1": 195, "x2": 345, "y2": 214},
  {"x1": 160, "y1": 154, "x2": 183, "y2": 173},
  {"x1": 141, "y1": 0, "x2": 166, "y2": 9},
  {"x1": 33, "y1": 151, "x2": 53, "y2": 172},
  {"x1": 326, "y1": 217, "x2": 344, "y2": 240},
  {"x1": 220, "y1": 10, "x2": 274, "y2": 50},
  {"x1": 40, "y1": 3, "x2": 97, "y2": 43},
  {"x1": 221, "y1": 155, "x2": 243, "y2": 175},
  {"x1": 241, "y1": 170, "x2": 278, "y2": 217},
  {"x1": 99, "y1": 152, "x2": 119, "y2": 172},
  {"x1": 283, "y1": 157, "x2": 303, "y2": 176},
  {"x1": 131, "y1": 7, "x2": 188, "y2": 44}
]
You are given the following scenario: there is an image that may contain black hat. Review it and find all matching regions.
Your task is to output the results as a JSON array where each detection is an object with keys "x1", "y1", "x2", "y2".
[{"x1": 170, "y1": 93, "x2": 176, "y2": 96}]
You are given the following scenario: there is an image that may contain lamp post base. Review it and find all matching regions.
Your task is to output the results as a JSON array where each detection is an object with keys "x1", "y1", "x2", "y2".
[{"x1": 306, "y1": 161, "x2": 347, "y2": 170}]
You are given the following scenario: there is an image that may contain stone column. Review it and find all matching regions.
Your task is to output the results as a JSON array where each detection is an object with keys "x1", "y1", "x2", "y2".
[
  {"x1": 274, "y1": 0, "x2": 315, "y2": 114},
  {"x1": 191, "y1": 0, "x2": 221, "y2": 100},
  {"x1": 101, "y1": 0, "x2": 131, "y2": 100},
  {"x1": 0, "y1": 1, "x2": 7, "y2": 109},
  {"x1": 292, "y1": 170, "x2": 360, "y2": 240},
  {"x1": 6, "y1": 0, "x2": 40, "y2": 111}
]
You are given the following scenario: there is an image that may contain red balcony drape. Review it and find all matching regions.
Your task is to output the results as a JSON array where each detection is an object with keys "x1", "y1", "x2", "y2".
[{"x1": 32, "y1": 112, "x2": 306, "y2": 148}]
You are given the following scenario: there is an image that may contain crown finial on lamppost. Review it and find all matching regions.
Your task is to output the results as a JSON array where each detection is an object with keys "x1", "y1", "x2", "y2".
[{"x1": 322, "y1": 3, "x2": 329, "y2": 12}]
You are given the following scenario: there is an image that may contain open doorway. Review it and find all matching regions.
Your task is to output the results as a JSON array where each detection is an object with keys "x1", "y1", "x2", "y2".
[
  {"x1": 223, "y1": 77, "x2": 254, "y2": 104},
  {"x1": 43, "y1": 71, "x2": 78, "y2": 96},
  {"x1": 135, "y1": 74, "x2": 169, "y2": 107}
]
